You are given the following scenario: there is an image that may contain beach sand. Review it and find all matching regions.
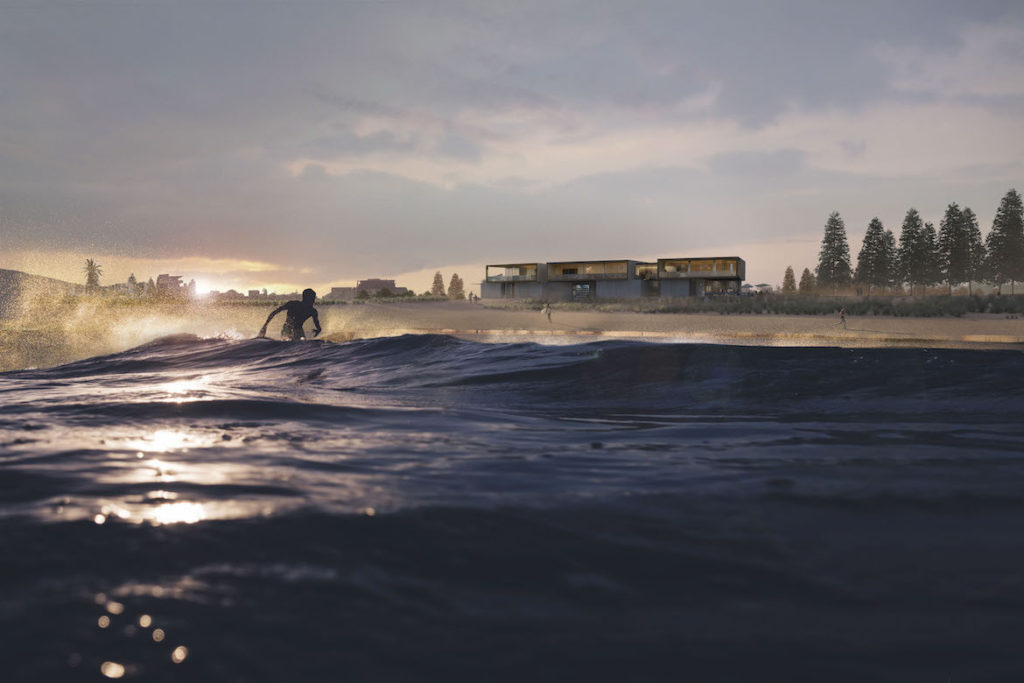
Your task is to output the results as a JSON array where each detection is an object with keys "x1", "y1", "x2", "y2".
[
  {"x1": 2, "y1": 300, "x2": 1022, "y2": 372},
  {"x1": 322, "y1": 301, "x2": 1024, "y2": 349}
]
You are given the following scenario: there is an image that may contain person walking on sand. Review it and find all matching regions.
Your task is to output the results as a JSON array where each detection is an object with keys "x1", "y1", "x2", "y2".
[
  {"x1": 838, "y1": 306, "x2": 847, "y2": 330},
  {"x1": 542, "y1": 303, "x2": 552, "y2": 323},
  {"x1": 258, "y1": 288, "x2": 322, "y2": 340}
]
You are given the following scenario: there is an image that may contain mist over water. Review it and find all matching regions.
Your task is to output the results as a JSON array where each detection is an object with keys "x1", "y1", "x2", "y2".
[
  {"x1": 0, "y1": 295, "x2": 405, "y2": 372},
  {"x1": 2, "y1": 331, "x2": 1024, "y2": 681}
]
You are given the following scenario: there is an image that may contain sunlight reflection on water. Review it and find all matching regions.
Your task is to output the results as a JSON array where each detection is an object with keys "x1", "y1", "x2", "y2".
[
  {"x1": 153, "y1": 375, "x2": 212, "y2": 403},
  {"x1": 120, "y1": 429, "x2": 222, "y2": 454}
]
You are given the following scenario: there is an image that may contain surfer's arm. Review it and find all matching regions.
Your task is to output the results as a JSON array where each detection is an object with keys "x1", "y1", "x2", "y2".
[
  {"x1": 311, "y1": 309, "x2": 321, "y2": 337},
  {"x1": 258, "y1": 305, "x2": 287, "y2": 338}
]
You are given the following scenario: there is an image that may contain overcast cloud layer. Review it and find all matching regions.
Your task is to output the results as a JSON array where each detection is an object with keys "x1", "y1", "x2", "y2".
[{"x1": 2, "y1": 0, "x2": 1023, "y2": 291}]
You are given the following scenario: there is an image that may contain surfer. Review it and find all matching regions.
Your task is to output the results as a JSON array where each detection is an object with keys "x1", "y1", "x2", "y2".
[{"x1": 258, "y1": 288, "x2": 322, "y2": 340}]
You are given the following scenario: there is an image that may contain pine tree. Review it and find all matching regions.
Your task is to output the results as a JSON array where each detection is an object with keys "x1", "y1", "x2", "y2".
[
  {"x1": 962, "y1": 207, "x2": 986, "y2": 294},
  {"x1": 430, "y1": 271, "x2": 446, "y2": 297},
  {"x1": 781, "y1": 266, "x2": 797, "y2": 294},
  {"x1": 815, "y1": 211, "x2": 852, "y2": 294},
  {"x1": 883, "y1": 229, "x2": 897, "y2": 290},
  {"x1": 855, "y1": 217, "x2": 892, "y2": 296},
  {"x1": 922, "y1": 222, "x2": 942, "y2": 292},
  {"x1": 896, "y1": 208, "x2": 929, "y2": 296},
  {"x1": 938, "y1": 203, "x2": 968, "y2": 293},
  {"x1": 447, "y1": 273, "x2": 465, "y2": 300},
  {"x1": 127, "y1": 272, "x2": 138, "y2": 295},
  {"x1": 985, "y1": 189, "x2": 1024, "y2": 294},
  {"x1": 798, "y1": 267, "x2": 816, "y2": 296}
]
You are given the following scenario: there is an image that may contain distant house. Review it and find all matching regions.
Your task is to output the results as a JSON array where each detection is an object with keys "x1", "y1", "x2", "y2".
[
  {"x1": 356, "y1": 278, "x2": 409, "y2": 296},
  {"x1": 481, "y1": 256, "x2": 745, "y2": 300},
  {"x1": 156, "y1": 274, "x2": 183, "y2": 294},
  {"x1": 327, "y1": 286, "x2": 356, "y2": 301},
  {"x1": 741, "y1": 283, "x2": 774, "y2": 295},
  {"x1": 323, "y1": 279, "x2": 410, "y2": 300}
]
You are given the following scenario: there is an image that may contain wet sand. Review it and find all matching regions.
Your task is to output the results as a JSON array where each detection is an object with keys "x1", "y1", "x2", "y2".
[{"x1": 322, "y1": 301, "x2": 1024, "y2": 349}]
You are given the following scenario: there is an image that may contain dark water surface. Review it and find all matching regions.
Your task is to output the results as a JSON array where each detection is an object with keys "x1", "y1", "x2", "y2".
[{"x1": 2, "y1": 334, "x2": 1024, "y2": 681}]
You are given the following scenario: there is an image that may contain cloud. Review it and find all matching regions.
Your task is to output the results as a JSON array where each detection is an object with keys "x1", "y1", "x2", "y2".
[
  {"x1": 1, "y1": 1, "x2": 1022, "y2": 290},
  {"x1": 708, "y1": 149, "x2": 806, "y2": 176},
  {"x1": 876, "y1": 24, "x2": 1024, "y2": 99}
]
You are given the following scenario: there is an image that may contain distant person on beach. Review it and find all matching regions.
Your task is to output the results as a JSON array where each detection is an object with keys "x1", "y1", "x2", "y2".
[
  {"x1": 542, "y1": 303, "x2": 552, "y2": 323},
  {"x1": 839, "y1": 307, "x2": 847, "y2": 329},
  {"x1": 258, "y1": 288, "x2": 322, "y2": 340}
]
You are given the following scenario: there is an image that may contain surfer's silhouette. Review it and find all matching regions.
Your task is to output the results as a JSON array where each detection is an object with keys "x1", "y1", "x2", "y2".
[{"x1": 258, "y1": 288, "x2": 322, "y2": 340}]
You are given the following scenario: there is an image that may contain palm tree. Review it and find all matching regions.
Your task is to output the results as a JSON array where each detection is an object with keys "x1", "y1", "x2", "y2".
[{"x1": 83, "y1": 258, "x2": 103, "y2": 290}]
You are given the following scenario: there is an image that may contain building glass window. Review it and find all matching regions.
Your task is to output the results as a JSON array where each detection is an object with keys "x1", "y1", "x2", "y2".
[{"x1": 605, "y1": 262, "x2": 627, "y2": 274}]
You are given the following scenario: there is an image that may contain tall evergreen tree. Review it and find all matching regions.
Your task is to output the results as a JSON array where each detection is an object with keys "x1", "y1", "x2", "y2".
[
  {"x1": 815, "y1": 211, "x2": 853, "y2": 294},
  {"x1": 896, "y1": 208, "x2": 929, "y2": 295},
  {"x1": 883, "y1": 229, "x2": 897, "y2": 289},
  {"x1": 938, "y1": 203, "x2": 968, "y2": 294},
  {"x1": 781, "y1": 266, "x2": 797, "y2": 294},
  {"x1": 855, "y1": 217, "x2": 892, "y2": 296},
  {"x1": 922, "y1": 222, "x2": 942, "y2": 291},
  {"x1": 962, "y1": 207, "x2": 986, "y2": 295},
  {"x1": 127, "y1": 272, "x2": 138, "y2": 295},
  {"x1": 447, "y1": 273, "x2": 465, "y2": 300},
  {"x1": 985, "y1": 188, "x2": 1024, "y2": 294},
  {"x1": 430, "y1": 271, "x2": 446, "y2": 297},
  {"x1": 798, "y1": 267, "x2": 816, "y2": 296}
]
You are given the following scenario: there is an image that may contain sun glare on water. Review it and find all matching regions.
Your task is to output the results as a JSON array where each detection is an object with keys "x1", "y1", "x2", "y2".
[
  {"x1": 149, "y1": 501, "x2": 207, "y2": 525},
  {"x1": 155, "y1": 376, "x2": 212, "y2": 402},
  {"x1": 121, "y1": 429, "x2": 220, "y2": 454}
]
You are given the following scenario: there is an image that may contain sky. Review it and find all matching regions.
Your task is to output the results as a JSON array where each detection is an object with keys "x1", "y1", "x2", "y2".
[{"x1": 2, "y1": 0, "x2": 1023, "y2": 294}]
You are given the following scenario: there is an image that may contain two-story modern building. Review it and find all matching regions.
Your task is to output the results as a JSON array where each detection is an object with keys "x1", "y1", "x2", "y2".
[{"x1": 481, "y1": 256, "x2": 745, "y2": 300}]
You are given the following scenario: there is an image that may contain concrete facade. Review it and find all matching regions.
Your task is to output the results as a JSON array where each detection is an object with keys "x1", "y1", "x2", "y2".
[{"x1": 481, "y1": 257, "x2": 744, "y2": 300}]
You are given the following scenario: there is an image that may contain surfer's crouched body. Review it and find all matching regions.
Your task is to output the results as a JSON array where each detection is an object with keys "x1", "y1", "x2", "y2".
[{"x1": 258, "y1": 288, "x2": 322, "y2": 341}]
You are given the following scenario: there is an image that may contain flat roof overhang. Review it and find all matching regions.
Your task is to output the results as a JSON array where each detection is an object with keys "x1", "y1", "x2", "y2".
[
  {"x1": 485, "y1": 263, "x2": 541, "y2": 283},
  {"x1": 658, "y1": 256, "x2": 746, "y2": 280},
  {"x1": 547, "y1": 259, "x2": 637, "y2": 266},
  {"x1": 547, "y1": 260, "x2": 635, "y2": 281},
  {"x1": 657, "y1": 256, "x2": 745, "y2": 264}
]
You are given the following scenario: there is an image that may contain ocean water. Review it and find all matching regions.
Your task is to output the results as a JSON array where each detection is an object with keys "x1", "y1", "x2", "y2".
[{"x1": 2, "y1": 333, "x2": 1023, "y2": 681}]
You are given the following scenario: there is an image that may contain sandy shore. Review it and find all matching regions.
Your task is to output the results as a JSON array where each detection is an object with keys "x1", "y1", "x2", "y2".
[
  {"x1": 322, "y1": 301, "x2": 1024, "y2": 349},
  {"x1": 3, "y1": 301, "x2": 1022, "y2": 372}
]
